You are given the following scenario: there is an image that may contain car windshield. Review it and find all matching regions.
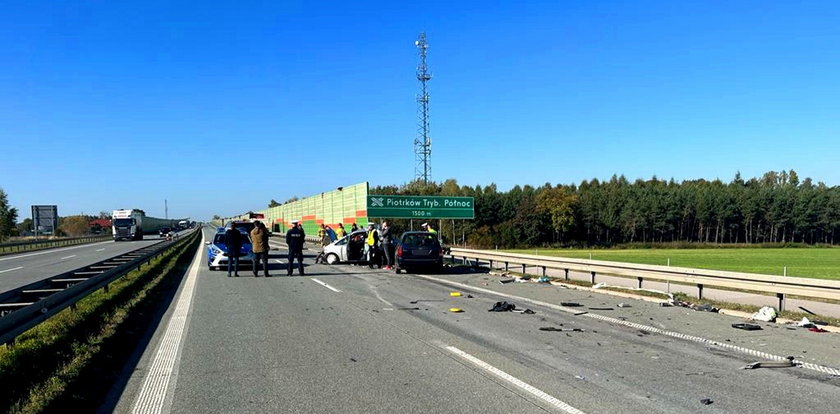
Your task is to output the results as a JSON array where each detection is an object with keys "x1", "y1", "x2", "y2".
[
  {"x1": 402, "y1": 234, "x2": 438, "y2": 248},
  {"x1": 215, "y1": 230, "x2": 251, "y2": 244},
  {"x1": 113, "y1": 218, "x2": 133, "y2": 227}
]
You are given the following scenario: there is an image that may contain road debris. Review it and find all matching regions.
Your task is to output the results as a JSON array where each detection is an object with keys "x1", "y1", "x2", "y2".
[
  {"x1": 449, "y1": 307, "x2": 464, "y2": 313},
  {"x1": 499, "y1": 279, "x2": 515, "y2": 284},
  {"x1": 751, "y1": 306, "x2": 777, "y2": 322},
  {"x1": 742, "y1": 357, "x2": 796, "y2": 370},
  {"x1": 617, "y1": 303, "x2": 631, "y2": 308},
  {"x1": 732, "y1": 323, "x2": 763, "y2": 331},
  {"x1": 798, "y1": 306, "x2": 817, "y2": 315},
  {"x1": 450, "y1": 292, "x2": 462, "y2": 297},
  {"x1": 561, "y1": 302, "x2": 583, "y2": 307},
  {"x1": 588, "y1": 307, "x2": 614, "y2": 311},
  {"x1": 700, "y1": 398, "x2": 713, "y2": 405},
  {"x1": 540, "y1": 327, "x2": 584, "y2": 332},
  {"x1": 537, "y1": 276, "x2": 551, "y2": 283},
  {"x1": 489, "y1": 301, "x2": 516, "y2": 312},
  {"x1": 512, "y1": 308, "x2": 536, "y2": 314},
  {"x1": 409, "y1": 299, "x2": 444, "y2": 304},
  {"x1": 809, "y1": 326, "x2": 829, "y2": 333}
]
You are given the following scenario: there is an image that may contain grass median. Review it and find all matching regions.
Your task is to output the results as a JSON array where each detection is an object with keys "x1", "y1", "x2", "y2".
[
  {"x1": 0, "y1": 232, "x2": 200, "y2": 413},
  {"x1": 505, "y1": 247, "x2": 840, "y2": 280}
]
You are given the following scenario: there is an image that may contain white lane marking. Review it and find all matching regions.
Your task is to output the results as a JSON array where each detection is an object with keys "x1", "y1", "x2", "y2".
[
  {"x1": 0, "y1": 266, "x2": 23, "y2": 274},
  {"x1": 274, "y1": 259, "x2": 284, "y2": 264},
  {"x1": 0, "y1": 241, "x2": 111, "y2": 262},
  {"x1": 311, "y1": 278, "x2": 341, "y2": 293},
  {"x1": 61, "y1": 255, "x2": 76, "y2": 260},
  {"x1": 417, "y1": 274, "x2": 840, "y2": 377},
  {"x1": 446, "y1": 346, "x2": 586, "y2": 414},
  {"x1": 131, "y1": 232, "x2": 205, "y2": 414},
  {"x1": 96, "y1": 248, "x2": 106, "y2": 252}
]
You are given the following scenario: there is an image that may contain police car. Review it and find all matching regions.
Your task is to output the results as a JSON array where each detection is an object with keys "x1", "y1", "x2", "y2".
[{"x1": 206, "y1": 225, "x2": 255, "y2": 270}]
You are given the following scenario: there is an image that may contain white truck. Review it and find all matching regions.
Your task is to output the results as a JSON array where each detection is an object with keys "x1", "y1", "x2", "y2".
[{"x1": 112, "y1": 209, "x2": 178, "y2": 241}]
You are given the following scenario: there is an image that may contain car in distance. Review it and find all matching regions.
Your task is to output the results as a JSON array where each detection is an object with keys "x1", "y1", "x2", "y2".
[
  {"x1": 322, "y1": 229, "x2": 382, "y2": 266},
  {"x1": 206, "y1": 227, "x2": 255, "y2": 271},
  {"x1": 394, "y1": 231, "x2": 443, "y2": 273},
  {"x1": 159, "y1": 227, "x2": 172, "y2": 238}
]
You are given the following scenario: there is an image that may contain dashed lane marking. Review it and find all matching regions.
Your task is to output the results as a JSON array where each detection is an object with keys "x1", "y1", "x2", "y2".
[
  {"x1": 0, "y1": 266, "x2": 23, "y2": 274},
  {"x1": 446, "y1": 346, "x2": 587, "y2": 414},
  {"x1": 60, "y1": 255, "x2": 76, "y2": 260},
  {"x1": 96, "y1": 248, "x2": 106, "y2": 252},
  {"x1": 131, "y1": 232, "x2": 205, "y2": 414},
  {"x1": 311, "y1": 278, "x2": 342, "y2": 293},
  {"x1": 0, "y1": 241, "x2": 111, "y2": 262}
]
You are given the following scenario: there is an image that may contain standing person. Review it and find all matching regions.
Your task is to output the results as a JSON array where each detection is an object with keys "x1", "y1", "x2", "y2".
[
  {"x1": 421, "y1": 222, "x2": 437, "y2": 235},
  {"x1": 286, "y1": 220, "x2": 305, "y2": 276},
  {"x1": 365, "y1": 223, "x2": 380, "y2": 268},
  {"x1": 250, "y1": 221, "x2": 270, "y2": 277},
  {"x1": 351, "y1": 223, "x2": 359, "y2": 232},
  {"x1": 379, "y1": 221, "x2": 394, "y2": 270},
  {"x1": 225, "y1": 222, "x2": 242, "y2": 277},
  {"x1": 336, "y1": 223, "x2": 347, "y2": 238},
  {"x1": 318, "y1": 224, "x2": 330, "y2": 247}
]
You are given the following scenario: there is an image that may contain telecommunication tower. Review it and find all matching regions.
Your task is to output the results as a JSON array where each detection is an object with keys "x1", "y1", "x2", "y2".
[{"x1": 414, "y1": 32, "x2": 432, "y2": 183}]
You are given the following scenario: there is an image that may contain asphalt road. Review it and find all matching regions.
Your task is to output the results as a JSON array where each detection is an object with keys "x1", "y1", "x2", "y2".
[
  {"x1": 112, "y1": 226, "x2": 840, "y2": 413},
  {"x1": 0, "y1": 231, "x2": 188, "y2": 293}
]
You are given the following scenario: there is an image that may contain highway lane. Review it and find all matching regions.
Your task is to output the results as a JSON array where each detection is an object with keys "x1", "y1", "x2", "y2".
[
  {"x1": 113, "y1": 226, "x2": 840, "y2": 413},
  {"x1": 0, "y1": 230, "x2": 190, "y2": 293}
]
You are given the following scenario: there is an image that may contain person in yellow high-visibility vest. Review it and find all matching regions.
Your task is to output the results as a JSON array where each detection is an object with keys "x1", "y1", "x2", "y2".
[
  {"x1": 365, "y1": 223, "x2": 380, "y2": 268},
  {"x1": 421, "y1": 222, "x2": 437, "y2": 234}
]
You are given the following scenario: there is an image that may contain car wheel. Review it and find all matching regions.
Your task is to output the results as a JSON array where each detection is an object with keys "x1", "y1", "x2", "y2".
[{"x1": 326, "y1": 253, "x2": 339, "y2": 265}]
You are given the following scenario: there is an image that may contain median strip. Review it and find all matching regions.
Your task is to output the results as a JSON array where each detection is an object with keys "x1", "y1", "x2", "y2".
[{"x1": 131, "y1": 232, "x2": 205, "y2": 414}]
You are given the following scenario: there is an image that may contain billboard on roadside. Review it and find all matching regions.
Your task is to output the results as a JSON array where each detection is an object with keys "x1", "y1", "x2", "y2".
[{"x1": 32, "y1": 205, "x2": 59, "y2": 235}]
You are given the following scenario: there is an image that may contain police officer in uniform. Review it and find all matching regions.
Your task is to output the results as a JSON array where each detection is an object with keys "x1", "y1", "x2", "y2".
[{"x1": 286, "y1": 220, "x2": 305, "y2": 276}]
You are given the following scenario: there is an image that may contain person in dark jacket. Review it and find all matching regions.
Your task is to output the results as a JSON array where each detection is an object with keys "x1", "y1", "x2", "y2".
[
  {"x1": 286, "y1": 220, "x2": 305, "y2": 275},
  {"x1": 379, "y1": 221, "x2": 394, "y2": 270},
  {"x1": 225, "y1": 222, "x2": 243, "y2": 277},
  {"x1": 250, "y1": 221, "x2": 270, "y2": 277}
]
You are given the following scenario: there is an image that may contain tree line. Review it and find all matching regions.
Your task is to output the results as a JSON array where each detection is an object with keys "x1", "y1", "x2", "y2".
[{"x1": 372, "y1": 170, "x2": 840, "y2": 248}]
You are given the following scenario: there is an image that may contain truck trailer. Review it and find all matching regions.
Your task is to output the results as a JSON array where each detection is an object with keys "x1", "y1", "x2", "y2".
[{"x1": 112, "y1": 209, "x2": 180, "y2": 241}]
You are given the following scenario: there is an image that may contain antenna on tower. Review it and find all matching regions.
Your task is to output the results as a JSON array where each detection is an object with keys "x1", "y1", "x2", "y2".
[{"x1": 414, "y1": 32, "x2": 432, "y2": 183}]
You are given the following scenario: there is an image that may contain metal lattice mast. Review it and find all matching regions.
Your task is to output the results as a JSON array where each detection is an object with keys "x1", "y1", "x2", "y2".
[{"x1": 414, "y1": 32, "x2": 432, "y2": 183}]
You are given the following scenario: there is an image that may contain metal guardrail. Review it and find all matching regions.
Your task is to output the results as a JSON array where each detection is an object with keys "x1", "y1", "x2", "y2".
[
  {"x1": 0, "y1": 229, "x2": 200, "y2": 344},
  {"x1": 448, "y1": 247, "x2": 840, "y2": 311},
  {"x1": 0, "y1": 235, "x2": 112, "y2": 255}
]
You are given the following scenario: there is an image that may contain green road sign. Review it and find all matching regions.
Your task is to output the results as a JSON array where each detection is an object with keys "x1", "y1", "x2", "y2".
[{"x1": 367, "y1": 195, "x2": 475, "y2": 219}]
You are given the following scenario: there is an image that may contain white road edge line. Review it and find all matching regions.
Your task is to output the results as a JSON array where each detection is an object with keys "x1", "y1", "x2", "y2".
[
  {"x1": 131, "y1": 232, "x2": 205, "y2": 414},
  {"x1": 60, "y1": 255, "x2": 76, "y2": 260},
  {"x1": 96, "y1": 248, "x2": 106, "y2": 252},
  {"x1": 311, "y1": 278, "x2": 341, "y2": 293},
  {"x1": 0, "y1": 241, "x2": 111, "y2": 262},
  {"x1": 445, "y1": 345, "x2": 586, "y2": 414},
  {"x1": 417, "y1": 274, "x2": 840, "y2": 377},
  {"x1": 0, "y1": 266, "x2": 23, "y2": 274}
]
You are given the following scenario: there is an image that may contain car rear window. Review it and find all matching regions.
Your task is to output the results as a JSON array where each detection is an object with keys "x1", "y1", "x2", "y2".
[{"x1": 402, "y1": 234, "x2": 438, "y2": 248}]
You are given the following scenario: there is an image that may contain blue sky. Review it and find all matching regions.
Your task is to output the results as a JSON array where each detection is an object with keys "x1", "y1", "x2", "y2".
[{"x1": 2, "y1": 0, "x2": 839, "y2": 220}]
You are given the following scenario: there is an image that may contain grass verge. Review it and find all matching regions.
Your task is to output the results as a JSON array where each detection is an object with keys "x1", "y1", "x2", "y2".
[{"x1": 0, "y1": 233, "x2": 199, "y2": 413}]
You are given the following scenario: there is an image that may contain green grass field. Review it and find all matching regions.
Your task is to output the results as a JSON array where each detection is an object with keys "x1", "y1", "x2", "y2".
[{"x1": 504, "y1": 248, "x2": 840, "y2": 280}]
